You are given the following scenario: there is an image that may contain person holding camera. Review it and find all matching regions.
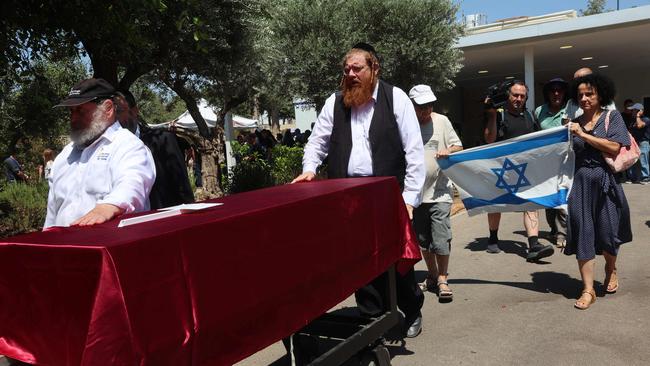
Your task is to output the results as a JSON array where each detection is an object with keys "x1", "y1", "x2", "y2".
[{"x1": 483, "y1": 81, "x2": 555, "y2": 262}]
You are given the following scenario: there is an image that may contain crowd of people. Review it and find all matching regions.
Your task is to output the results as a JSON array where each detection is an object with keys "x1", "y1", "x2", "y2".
[
  {"x1": 2, "y1": 42, "x2": 641, "y2": 347},
  {"x1": 293, "y1": 43, "x2": 640, "y2": 343},
  {"x1": 233, "y1": 127, "x2": 312, "y2": 163}
]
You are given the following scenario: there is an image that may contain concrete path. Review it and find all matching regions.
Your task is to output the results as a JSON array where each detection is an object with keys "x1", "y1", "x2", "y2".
[{"x1": 238, "y1": 183, "x2": 650, "y2": 366}]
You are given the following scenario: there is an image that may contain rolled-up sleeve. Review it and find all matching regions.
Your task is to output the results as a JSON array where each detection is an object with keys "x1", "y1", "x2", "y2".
[{"x1": 393, "y1": 89, "x2": 425, "y2": 207}]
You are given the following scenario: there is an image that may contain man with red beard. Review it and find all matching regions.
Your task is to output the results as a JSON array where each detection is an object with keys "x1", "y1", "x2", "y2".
[
  {"x1": 45, "y1": 78, "x2": 155, "y2": 228},
  {"x1": 293, "y1": 43, "x2": 425, "y2": 338}
]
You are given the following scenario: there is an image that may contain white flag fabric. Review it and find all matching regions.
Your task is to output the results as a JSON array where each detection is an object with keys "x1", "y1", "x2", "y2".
[{"x1": 438, "y1": 126, "x2": 574, "y2": 216}]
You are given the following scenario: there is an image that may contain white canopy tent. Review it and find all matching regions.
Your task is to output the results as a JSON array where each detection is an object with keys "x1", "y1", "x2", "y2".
[
  {"x1": 150, "y1": 99, "x2": 258, "y2": 130},
  {"x1": 149, "y1": 99, "x2": 258, "y2": 170}
]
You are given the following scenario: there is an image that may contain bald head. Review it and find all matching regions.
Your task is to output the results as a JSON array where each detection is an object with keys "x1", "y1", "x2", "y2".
[{"x1": 573, "y1": 67, "x2": 593, "y2": 79}]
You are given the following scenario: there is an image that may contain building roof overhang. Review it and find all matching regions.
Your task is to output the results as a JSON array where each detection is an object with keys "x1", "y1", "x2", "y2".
[{"x1": 455, "y1": 6, "x2": 650, "y2": 87}]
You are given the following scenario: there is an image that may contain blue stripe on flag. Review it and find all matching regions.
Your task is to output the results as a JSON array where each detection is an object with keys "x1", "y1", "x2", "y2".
[
  {"x1": 462, "y1": 188, "x2": 569, "y2": 210},
  {"x1": 438, "y1": 128, "x2": 568, "y2": 170}
]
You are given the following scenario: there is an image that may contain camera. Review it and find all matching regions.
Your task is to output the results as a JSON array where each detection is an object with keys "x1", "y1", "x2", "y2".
[{"x1": 485, "y1": 80, "x2": 514, "y2": 109}]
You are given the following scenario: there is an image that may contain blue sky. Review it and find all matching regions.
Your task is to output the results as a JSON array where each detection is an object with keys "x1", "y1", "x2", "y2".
[{"x1": 457, "y1": 0, "x2": 650, "y2": 22}]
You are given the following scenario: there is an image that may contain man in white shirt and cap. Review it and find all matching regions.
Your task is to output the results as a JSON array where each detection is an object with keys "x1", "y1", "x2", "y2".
[{"x1": 45, "y1": 78, "x2": 155, "y2": 228}]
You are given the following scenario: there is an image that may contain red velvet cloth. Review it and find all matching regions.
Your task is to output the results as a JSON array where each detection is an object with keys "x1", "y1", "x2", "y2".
[{"x1": 0, "y1": 177, "x2": 420, "y2": 366}]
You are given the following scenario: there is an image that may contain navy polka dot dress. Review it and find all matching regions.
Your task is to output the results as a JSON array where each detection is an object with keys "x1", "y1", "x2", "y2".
[{"x1": 565, "y1": 110, "x2": 633, "y2": 260}]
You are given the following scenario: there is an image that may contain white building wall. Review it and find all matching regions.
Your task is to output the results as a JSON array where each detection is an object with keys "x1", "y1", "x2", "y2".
[{"x1": 294, "y1": 100, "x2": 318, "y2": 132}]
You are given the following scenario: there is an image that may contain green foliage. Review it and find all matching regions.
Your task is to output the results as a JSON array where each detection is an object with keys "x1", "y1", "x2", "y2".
[
  {"x1": 581, "y1": 0, "x2": 607, "y2": 16},
  {"x1": 267, "y1": 0, "x2": 464, "y2": 108},
  {"x1": 0, "y1": 182, "x2": 49, "y2": 238},
  {"x1": 224, "y1": 142, "x2": 304, "y2": 193},
  {"x1": 0, "y1": 56, "x2": 88, "y2": 168},
  {"x1": 271, "y1": 145, "x2": 304, "y2": 185},
  {"x1": 224, "y1": 143, "x2": 274, "y2": 194},
  {"x1": 130, "y1": 77, "x2": 188, "y2": 124}
]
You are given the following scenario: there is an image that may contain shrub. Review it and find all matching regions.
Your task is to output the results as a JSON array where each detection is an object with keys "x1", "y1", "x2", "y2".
[
  {"x1": 0, "y1": 181, "x2": 49, "y2": 238},
  {"x1": 224, "y1": 142, "x2": 305, "y2": 193},
  {"x1": 271, "y1": 144, "x2": 304, "y2": 185}
]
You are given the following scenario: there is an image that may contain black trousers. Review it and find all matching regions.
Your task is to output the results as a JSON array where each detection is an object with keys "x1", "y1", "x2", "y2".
[{"x1": 354, "y1": 268, "x2": 424, "y2": 326}]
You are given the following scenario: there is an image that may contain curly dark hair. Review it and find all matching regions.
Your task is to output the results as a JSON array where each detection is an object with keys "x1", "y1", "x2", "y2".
[{"x1": 569, "y1": 73, "x2": 616, "y2": 108}]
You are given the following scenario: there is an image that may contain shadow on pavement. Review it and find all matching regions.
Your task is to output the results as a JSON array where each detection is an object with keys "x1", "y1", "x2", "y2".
[
  {"x1": 445, "y1": 271, "x2": 587, "y2": 300},
  {"x1": 645, "y1": 220, "x2": 650, "y2": 228},
  {"x1": 465, "y1": 237, "x2": 528, "y2": 258}
]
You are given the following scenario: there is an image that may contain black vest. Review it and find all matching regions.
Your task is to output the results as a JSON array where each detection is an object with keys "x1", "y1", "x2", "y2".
[{"x1": 327, "y1": 80, "x2": 406, "y2": 189}]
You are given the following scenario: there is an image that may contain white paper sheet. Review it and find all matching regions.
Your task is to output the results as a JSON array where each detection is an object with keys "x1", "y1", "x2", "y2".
[{"x1": 118, "y1": 203, "x2": 223, "y2": 227}]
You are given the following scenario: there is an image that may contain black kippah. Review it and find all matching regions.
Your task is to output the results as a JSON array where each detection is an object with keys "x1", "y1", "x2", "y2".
[{"x1": 352, "y1": 42, "x2": 378, "y2": 59}]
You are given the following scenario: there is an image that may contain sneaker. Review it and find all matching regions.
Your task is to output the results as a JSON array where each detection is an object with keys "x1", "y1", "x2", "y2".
[
  {"x1": 486, "y1": 243, "x2": 501, "y2": 253},
  {"x1": 526, "y1": 243, "x2": 554, "y2": 262},
  {"x1": 641, "y1": 179, "x2": 650, "y2": 185}
]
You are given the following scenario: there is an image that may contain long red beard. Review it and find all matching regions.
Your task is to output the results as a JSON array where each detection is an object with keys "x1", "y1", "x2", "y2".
[{"x1": 342, "y1": 75, "x2": 375, "y2": 108}]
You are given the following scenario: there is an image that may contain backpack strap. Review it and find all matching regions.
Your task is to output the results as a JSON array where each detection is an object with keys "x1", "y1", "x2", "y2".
[{"x1": 603, "y1": 110, "x2": 612, "y2": 133}]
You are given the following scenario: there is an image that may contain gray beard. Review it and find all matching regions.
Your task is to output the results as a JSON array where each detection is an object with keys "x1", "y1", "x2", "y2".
[{"x1": 71, "y1": 112, "x2": 110, "y2": 149}]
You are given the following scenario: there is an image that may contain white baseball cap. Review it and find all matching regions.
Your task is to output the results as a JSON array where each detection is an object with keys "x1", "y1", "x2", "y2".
[
  {"x1": 408, "y1": 84, "x2": 437, "y2": 105},
  {"x1": 627, "y1": 103, "x2": 644, "y2": 111}
]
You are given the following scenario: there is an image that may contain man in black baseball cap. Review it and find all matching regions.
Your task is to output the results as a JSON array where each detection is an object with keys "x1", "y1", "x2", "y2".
[
  {"x1": 55, "y1": 78, "x2": 116, "y2": 107},
  {"x1": 45, "y1": 78, "x2": 155, "y2": 228},
  {"x1": 54, "y1": 78, "x2": 118, "y2": 148}
]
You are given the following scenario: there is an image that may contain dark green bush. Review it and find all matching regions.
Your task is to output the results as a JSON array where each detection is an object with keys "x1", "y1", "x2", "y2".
[
  {"x1": 224, "y1": 142, "x2": 305, "y2": 194},
  {"x1": 225, "y1": 154, "x2": 275, "y2": 194},
  {"x1": 270, "y1": 144, "x2": 304, "y2": 185},
  {"x1": 0, "y1": 181, "x2": 48, "y2": 238}
]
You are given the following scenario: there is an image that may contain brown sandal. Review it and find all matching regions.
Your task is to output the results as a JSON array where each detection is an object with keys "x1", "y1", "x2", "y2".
[
  {"x1": 574, "y1": 289, "x2": 596, "y2": 310},
  {"x1": 604, "y1": 267, "x2": 619, "y2": 293}
]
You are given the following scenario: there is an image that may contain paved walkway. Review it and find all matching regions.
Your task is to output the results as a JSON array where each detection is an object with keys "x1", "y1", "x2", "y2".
[{"x1": 238, "y1": 183, "x2": 650, "y2": 365}]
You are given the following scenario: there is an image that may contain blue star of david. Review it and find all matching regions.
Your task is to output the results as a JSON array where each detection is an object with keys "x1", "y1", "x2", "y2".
[{"x1": 491, "y1": 158, "x2": 530, "y2": 194}]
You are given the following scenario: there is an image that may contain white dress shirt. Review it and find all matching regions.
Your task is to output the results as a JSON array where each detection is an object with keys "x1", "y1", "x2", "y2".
[
  {"x1": 44, "y1": 121, "x2": 156, "y2": 228},
  {"x1": 303, "y1": 82, "x2": 425, "y2": 206}
]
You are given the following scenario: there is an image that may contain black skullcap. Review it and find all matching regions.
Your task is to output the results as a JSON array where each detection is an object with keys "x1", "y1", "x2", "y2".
[{"x1": 352, "y1": 42, "x2": 378, "y2": 60}]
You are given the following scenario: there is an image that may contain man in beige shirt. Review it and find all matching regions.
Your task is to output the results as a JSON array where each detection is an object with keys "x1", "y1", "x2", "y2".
[{"x1": 409, "y1": 85, "x2": 463, "y2": 301}]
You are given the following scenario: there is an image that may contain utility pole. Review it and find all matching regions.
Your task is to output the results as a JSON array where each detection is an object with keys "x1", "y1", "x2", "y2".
[{"x1": 617, "y1": 0, "x2": 620, "y2": 10}]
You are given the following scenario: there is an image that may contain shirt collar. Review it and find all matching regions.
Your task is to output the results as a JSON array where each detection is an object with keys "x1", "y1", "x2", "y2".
[
  {"x1": 544, "y1": 104, "x2": 566, "y2": 118},
  {"x1": 83, "y1": 121, "x2": 121, "y2": 150},
  {"x1": 371, "y1": 81, "x2": 379, "y2": 103}
]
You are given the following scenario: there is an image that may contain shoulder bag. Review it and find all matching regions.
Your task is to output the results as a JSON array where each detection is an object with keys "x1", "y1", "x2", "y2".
[{"x1": 602, "y1": 110, "x2": 640, "y2": 173}]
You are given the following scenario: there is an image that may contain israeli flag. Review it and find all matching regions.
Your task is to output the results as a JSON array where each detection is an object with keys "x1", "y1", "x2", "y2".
[{"x1": 438, "y1": 126, "x2": 574, "y2": 216}]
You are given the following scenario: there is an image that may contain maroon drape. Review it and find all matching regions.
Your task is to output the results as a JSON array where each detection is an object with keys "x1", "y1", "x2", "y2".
[{"x1": 0, "y1": 177, "x2": 420, "y2": 366}]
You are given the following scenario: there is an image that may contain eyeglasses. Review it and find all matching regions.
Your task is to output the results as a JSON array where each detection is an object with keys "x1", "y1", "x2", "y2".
[{"x1": 343, "y1": 64, "x2": 368, "y2": 76}]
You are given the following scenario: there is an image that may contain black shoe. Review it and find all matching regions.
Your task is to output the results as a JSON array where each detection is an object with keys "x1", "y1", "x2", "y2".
[
  {"x1": 405, "y1": 316, "x2": 422, "y2": 338},
  {"x1": 526, "y1": 243, "x2": 554, "y2": 262}
]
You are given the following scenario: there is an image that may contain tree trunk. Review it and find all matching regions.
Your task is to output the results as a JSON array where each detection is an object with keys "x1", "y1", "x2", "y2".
[
  {"x1": 271, "y1": 107, "x2": 280, "y2": 134},
  {"x1": 196, "y1": 136, "x2": 223, "y2": 199},
  {"x1": 165, "y1": 81, "x2": 222, "y2": 196},
  {"x1": 118, "y1": 64, "x2": 153, "y2": 92}
]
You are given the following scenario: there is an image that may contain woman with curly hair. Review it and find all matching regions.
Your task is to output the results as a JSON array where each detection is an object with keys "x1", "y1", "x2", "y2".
[{"x1": 566, "y1": 73, "x2": 633, "y2": 310}]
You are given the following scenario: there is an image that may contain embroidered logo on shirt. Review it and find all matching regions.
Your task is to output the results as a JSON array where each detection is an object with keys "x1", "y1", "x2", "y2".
[{"x1": 96, "y1": 151, "x2": 110, "y2": 161}]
